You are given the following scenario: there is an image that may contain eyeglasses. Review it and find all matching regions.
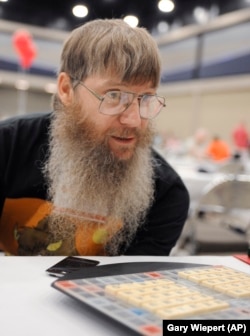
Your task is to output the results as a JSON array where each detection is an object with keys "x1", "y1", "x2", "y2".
[{"x1": 75, "y1": 80, "x2": 166, "y2": 120}]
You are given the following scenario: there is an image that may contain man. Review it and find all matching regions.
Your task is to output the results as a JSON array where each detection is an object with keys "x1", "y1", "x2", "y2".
[
  {"x1": 232, "y1": 122, "x2": 249, "y2": 152},
  {"x1": 0, "y1": 19, "x2": 189, "y2": 256},
  {"x1": 232, "y1": 121, "x2": 249, "y2": 161}
]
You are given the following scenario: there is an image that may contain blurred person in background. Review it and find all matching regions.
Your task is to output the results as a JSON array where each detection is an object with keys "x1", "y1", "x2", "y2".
[
  {"x1": 206, "y1": 135, "x2": 231, "y2": 162},
  {"x1": 0, "y1": 19, "x2": 189, "y2": 256},
  {"x1": 232, "y1": 121, "x2": 249, "y2": 160},
  {"x1": 185, "y1": 127, "x2": 209, "y2": 160}
]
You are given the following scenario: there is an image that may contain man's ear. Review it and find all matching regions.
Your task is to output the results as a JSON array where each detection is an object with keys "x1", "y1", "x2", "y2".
[{"x1": 57, "y1": 72, "x2": 74, "y2": 105}]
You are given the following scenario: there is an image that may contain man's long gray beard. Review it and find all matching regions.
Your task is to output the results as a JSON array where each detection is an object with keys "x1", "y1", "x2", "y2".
[{"x1": 43, "y1": 108, "x2": 155, "y2": 255}]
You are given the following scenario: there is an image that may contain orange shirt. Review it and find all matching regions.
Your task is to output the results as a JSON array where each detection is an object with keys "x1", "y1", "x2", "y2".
[{"x1": 206, "y1": 139, "x2": 231, "y2": 161}]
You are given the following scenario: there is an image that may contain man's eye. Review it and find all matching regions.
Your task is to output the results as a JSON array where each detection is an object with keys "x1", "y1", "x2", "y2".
[
  {"x1": 142, "y1": 95, "x2": 153, "y2": 102},
  {"x1": 107, "y1": 91, "x2": 121, "y2": 100}
]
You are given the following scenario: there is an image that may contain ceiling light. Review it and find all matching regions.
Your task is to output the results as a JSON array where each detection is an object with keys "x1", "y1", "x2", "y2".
[
  {"x1": 158, "y1": 0, "x2": 175, "y2": 13},
  {"x1": 72, "y1": 5, "x2": 88, "y2": 18},
  {"x1": 123, "y1": 15, "x2": 139, "y2": 27},
  {"x1": 193, "y1": 7, "x2": 209, "y2": 24},
  {"x1": 157, "y1": 21, "x2": 169, "y2": 34}
]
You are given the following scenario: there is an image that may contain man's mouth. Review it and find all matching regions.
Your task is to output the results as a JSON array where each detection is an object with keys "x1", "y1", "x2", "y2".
[{"x1": 111, "y1": 136, "x2": 135, "y2": 144}]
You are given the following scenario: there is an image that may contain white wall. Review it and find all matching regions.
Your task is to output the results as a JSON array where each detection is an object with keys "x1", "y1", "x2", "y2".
[{"x1": 156, "y1": 74, "x2": 250, "y2": 146}]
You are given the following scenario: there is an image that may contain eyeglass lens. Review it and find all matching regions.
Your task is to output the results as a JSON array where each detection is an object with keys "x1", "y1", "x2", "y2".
[{"x1": 99, "y1": 91, "x2": 165, "y2": 119}]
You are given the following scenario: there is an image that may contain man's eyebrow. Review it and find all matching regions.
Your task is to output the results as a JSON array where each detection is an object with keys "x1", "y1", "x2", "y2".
[{"x1": 101, "y1": 80, "x2": 124, "y2": 87}]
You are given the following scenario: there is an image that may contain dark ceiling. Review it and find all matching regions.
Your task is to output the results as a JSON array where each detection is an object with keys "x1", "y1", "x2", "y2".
[{"x1": 0, "y1": 0, "x2": 249, "y2": 33}]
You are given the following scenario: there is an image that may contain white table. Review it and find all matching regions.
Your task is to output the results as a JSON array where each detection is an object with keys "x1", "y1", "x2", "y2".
[{"x1": 0, "y1": 255, "x2": 249, "y2": 335}]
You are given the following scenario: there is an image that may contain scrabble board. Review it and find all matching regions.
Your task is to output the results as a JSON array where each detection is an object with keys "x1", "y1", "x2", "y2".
[{"x1": 52, "y1": 262, "x2": 250, "y2": 336}]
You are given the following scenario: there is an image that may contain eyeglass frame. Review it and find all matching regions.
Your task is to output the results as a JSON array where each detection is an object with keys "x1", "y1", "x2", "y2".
[{"x1": 72, "y1": 78, "x2": 166, "y2": 120}]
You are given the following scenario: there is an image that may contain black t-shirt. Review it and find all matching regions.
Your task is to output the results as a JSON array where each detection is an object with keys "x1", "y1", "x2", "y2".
[{"x1": 0, "y1": 112, "x2": 190, "y2": 256}]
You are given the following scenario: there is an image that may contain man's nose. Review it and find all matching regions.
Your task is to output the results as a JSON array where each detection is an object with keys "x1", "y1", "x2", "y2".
[{"x1": 118, "y1": 99, "x2": 142, "y2": 127}]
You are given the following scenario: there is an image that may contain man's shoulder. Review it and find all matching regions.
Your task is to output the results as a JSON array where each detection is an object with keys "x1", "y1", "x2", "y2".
[
  {"x1": 0, "y1": 112, "x2": 52, "y2": 140},
  {"x1": 0, "y1": 112, "x2": 52, "y2": 151},
  {"x1": 0, "y1": 111, "x2": 52, "y2": 128},
  {"x1": 152, "y1": 148, "x2": 178, "y2": 177},
  {"x1": 151, "y1": 148, "x2": 190, "y2": 206}
]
